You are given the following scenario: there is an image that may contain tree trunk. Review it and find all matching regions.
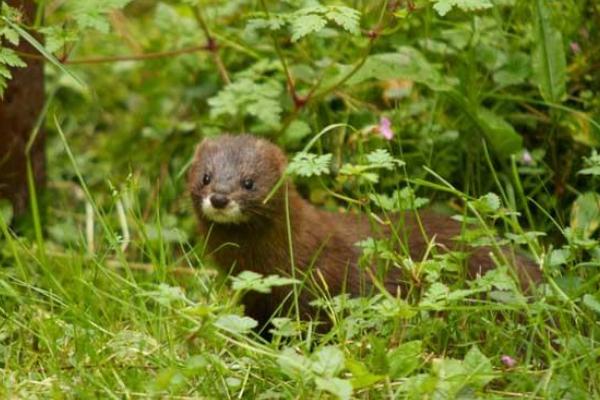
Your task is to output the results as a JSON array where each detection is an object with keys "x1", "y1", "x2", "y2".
[{"x1": 0, "y1": 0, "x2": 45, "y2": 216}]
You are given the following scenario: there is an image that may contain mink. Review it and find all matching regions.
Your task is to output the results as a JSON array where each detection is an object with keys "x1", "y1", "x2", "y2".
[{"x1": 188, "y1": 134, "x2": 541, "y2": 329}]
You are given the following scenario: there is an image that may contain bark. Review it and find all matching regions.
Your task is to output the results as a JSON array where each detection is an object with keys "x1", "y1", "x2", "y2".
[{"x1": 0, "y1": 0, "x2": 45, "y2": 216}]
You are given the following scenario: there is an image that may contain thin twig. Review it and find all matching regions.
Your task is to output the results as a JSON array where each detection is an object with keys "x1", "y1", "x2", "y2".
[
  {"x1": 191, "y1": 5, "x2": 231, "y2": 84},
  {"x1": 15, "y1": 44, "x2": 209, "y2": 64}
]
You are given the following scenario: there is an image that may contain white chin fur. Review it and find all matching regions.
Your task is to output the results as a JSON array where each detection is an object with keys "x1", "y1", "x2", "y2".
[{"x1": 201, "y1": 197, "x2": 249, "y2": 224}]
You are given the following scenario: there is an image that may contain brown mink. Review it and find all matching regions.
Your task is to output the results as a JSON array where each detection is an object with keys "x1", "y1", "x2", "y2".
[{"x1": 188, "y1": 134, "x2": 541, "y2": 328}]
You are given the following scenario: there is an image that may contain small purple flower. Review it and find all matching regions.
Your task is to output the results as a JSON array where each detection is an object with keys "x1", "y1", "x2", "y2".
[
  {"x1": 501, "y1": 355, "x2": 517, "y2": 368},
  {"x1": 521, "y1": 150, "x2": 534, "y2": 166},
  {"x1": 378, "y1": 117, "x2": 394, "y2": 140},
  {"x1": 570, "y1": 42, "x2": 581, "y2": 54}
]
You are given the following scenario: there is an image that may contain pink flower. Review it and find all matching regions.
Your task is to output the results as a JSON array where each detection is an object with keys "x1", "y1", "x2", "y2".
[
  {"x1": 570, "y1": 42, "x2": 581, "y2": 54},
  {"x1": 378, "y1": 117, "x2": 394, "y2": 140},
  {"x1": 501, "y1": 355, "x2": 517, "y2": 368}
]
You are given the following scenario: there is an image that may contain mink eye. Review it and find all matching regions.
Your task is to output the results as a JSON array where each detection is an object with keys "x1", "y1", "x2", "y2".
[
  {"x1": 202, "y1": 173, "x2": 211, "y2": 186},
  {"x1": 242, "y1": 178, "x2": 254, "y2": 190}
]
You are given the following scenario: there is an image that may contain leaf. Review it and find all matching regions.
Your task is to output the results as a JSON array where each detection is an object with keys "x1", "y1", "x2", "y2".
[
  {"x1": 278, "y1": 348, "x2": 311, "y2": 380},
  {"x1": 579, "y1": 150, "x2": 600, "y2": 176},
  {"x1": 346, "y1": 359, "x2": 385, "y2": 389},
  {"x1": 570, "y1": 192, "x2": 600, "y2": 238},
  {"x1": 0, "y1": 48, "x2": 25, "y2": 67},
  {"x1": 343, "y1": 47, "x2": 452, "y2": 91},
  {"x1": 311, "y1": 346, "x2": 345, "y2": 377},
  {"x1": 365, "y1": 149, "x2": 403, "y2": 170},
  {"x1": 214, "y1": 314, "x2": 258, "y2": 334},
  {"x1": 431, "y1": 0, "x2": 493, "y2": 16},
  {"x1": 474, "y1": 107, "x2": 523, "y2": 155},
  {"x1": 231, "y1": 271, "x2": 298, "y2": 294},
  {"x1": 387, "y1": 341, "x2": 422, "y2": 378},
  {"x1": 470, "y1": 192, "x2": 501, "y2": 214},
  {"x1": 287, "y1": 152, "x2": 332, "y2": 177},
  {"x1": 291, "y1": 14, "x2": 327, "y2": 42},
  {"x1": 71, "y1": 0, "x2": 133, "y2": 32},
  {"x1": 463, "y1": 346, "x2": 495, "y2": 388},
  {"x1": 0, "y1": 199, "x2": 13, "y2": 226},
  {"x1": 281, "y1": 119, "x2": 312, "y2": 147},
  {"x1": 2, "y1": 16, "x2": 86, "y2": 90},
  {"x1": 582, "y1": 294, "x2": 600, "y2": 315},
  {"x1": 208, "y1": 78, "x2": 283, "y2": 127},
  {"x1": 324, "y1": 6, "x2": 361, "y2": 35},
  {"x1": 532, "y1": 0, "x2": 566, "y2": 103},
  {"x1": 315, "y1": 377, "x2": 353, "y2": 400},
  {"x1": 548, "y1": 248, "x2": 570, "y2": 267}
]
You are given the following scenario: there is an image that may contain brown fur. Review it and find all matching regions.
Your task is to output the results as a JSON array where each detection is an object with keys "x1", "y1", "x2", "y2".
[{"x1": 188, "y1": 134, "x2": 541, "y2": 328}]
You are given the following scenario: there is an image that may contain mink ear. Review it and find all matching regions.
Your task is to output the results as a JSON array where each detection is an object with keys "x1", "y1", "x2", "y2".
[{"x1": 188, "y1": 138, "x2": 211, "y2": 185}]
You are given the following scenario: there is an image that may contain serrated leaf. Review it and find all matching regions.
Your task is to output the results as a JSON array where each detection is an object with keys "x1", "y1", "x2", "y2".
[
  {"x1": 311, "y1": 346, "x2": 345, "y2": 377},
  {"x1": 0, "y1": 26, "x2": 19, "y2": 45},
  {"x1": 231, "y1": 271, "x2": 298, "y2": 294},
  {"x1": 287, "y1": 152, "x2": 332, "y2": 177},
  {"x1": 315, "y1": 377, "x2": 353, "y2": 400},
  {"x1": 471, "y1": 192, "x2": 501, "y2": 214},
  {"x1": 532, "y1": 0, "x2": 566, "y2": 103},
  {"x1": 214, "y1": 314, "x2": 258, "y2": 334},
  {"x1": 325, "y1": 6, "x2": 360, "y2": 35},
  {"x1": 278, "y1": 348, "x2": 311, "y2": 380},
  {"x1": 463, "y1": 346, "x2": 495, "y2": 388},
  {"x1": 0, "y1": 48, "x2": 25, "y2": 67},
  {"x1": 208, "y1": 78, "x2": 283, "y2": 127},
  {"x1": 291, "y1": 14, "x2": 327, "y2": 42},
  {"x1": 432, "y1": 0, "x2": 493, "y2": 16},
  {"x1": 365, "y1": 149, "x2": 403, "y2": 170}
]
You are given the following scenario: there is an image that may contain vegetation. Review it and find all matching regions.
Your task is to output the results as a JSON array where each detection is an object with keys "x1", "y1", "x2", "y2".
[{"x1": 1, "y1": 0, "x2": 600, "y2": 398}]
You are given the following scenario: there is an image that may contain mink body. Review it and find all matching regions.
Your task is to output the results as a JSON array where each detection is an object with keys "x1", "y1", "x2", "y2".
[{"x1": 188, "y1": 134, "x2": 541, "y2": 328}]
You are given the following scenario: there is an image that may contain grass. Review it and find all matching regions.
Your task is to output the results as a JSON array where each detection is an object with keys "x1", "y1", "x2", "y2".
[{"x1": 1, "y1": 128, "x2": 599, "y2": 399}]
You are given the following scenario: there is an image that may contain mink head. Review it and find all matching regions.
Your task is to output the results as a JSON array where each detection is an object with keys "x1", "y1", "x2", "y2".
[{"x1": 188, "y1": 134, "x2": 287, "y2": 224}]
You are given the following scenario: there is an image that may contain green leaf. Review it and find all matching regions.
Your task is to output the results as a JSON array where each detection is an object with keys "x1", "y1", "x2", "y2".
[
  {"x1": 579, "y1": 150, "x2": 600, "y2": 176},
  {"x1": 570, "y1": 192, "x2": 600, "y2": 238},
  {"x1": 548, "y1": 248, "x2": 570, "y2": 267},
  {"x1": 532, "y1": 0, "x2": 567, "y2": 103},
  {"x1": 474, "y1": 107, "x2": 523, "y2": 155},
  {"x1": 324, "y1": 6, "x2": 361, "y2": 35},
  {"x1": 0, "y1": 48, "x2": 25, "y2": 67},
  {"x1": 2, "y1": 16, "x2": 86, "y2": 90},
  {"x1": 315, "y1": 377, "x2": 353, "y2": 400},
  {"x1": 287, "y1": 152, "x2": 332, "y2": 177},
  {"x1": 343, "y1": 47, "x2": 452, "y2": 91},
  {"x1": 231, "y1": 271, "x2": 298, "y2": 294},
  {"x1": 582, "y1": 294, "x2": 600, "y2": 315},
  {"x1": 470, "y1": 192, "x2": 501, "y2": 214},
  {"x1": 208, "y1": 78, "x2": 283, "y2": 127},
  {"x1": 311, "y1": 346, "x2": 345, "y2": 377},
  {"x1": 346, "y1": 359, "x2": 385, "y2": 389},
  {"x1": 387, "y1": 341, "x2": 422, "y2": 378},
  {"x1": 0, "y1": 199, "x2": 13, "y2": 226},
  {"x1": 278, "y1": 348, "x2": 311, "y2": 380},
  {"x1": 214, "y1": 314, "x2": 258, "y2": 334},
  {"x1": 291, "y1": 14, "x2": 327, "y2": 42},
  {"x1": 281, "y1": 119, "x2": 312, "y2": 147},
  {"x1": 431, "y1": 0, "x2": 493, "y2": 16},
  {"x1": 365, "y1": 149, "x2": 404, "y2": 170},
  {"x1": 463, "y1": 346, "x2": 495, "y2": 388},
  {"x1": 71, "y1": 0, "x2": 133, "y2": 32}
]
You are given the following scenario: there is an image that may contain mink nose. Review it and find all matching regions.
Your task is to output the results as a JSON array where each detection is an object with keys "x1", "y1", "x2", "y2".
[{"x1": 210, "y1": 193, "x2": 230, "y2": 209}]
